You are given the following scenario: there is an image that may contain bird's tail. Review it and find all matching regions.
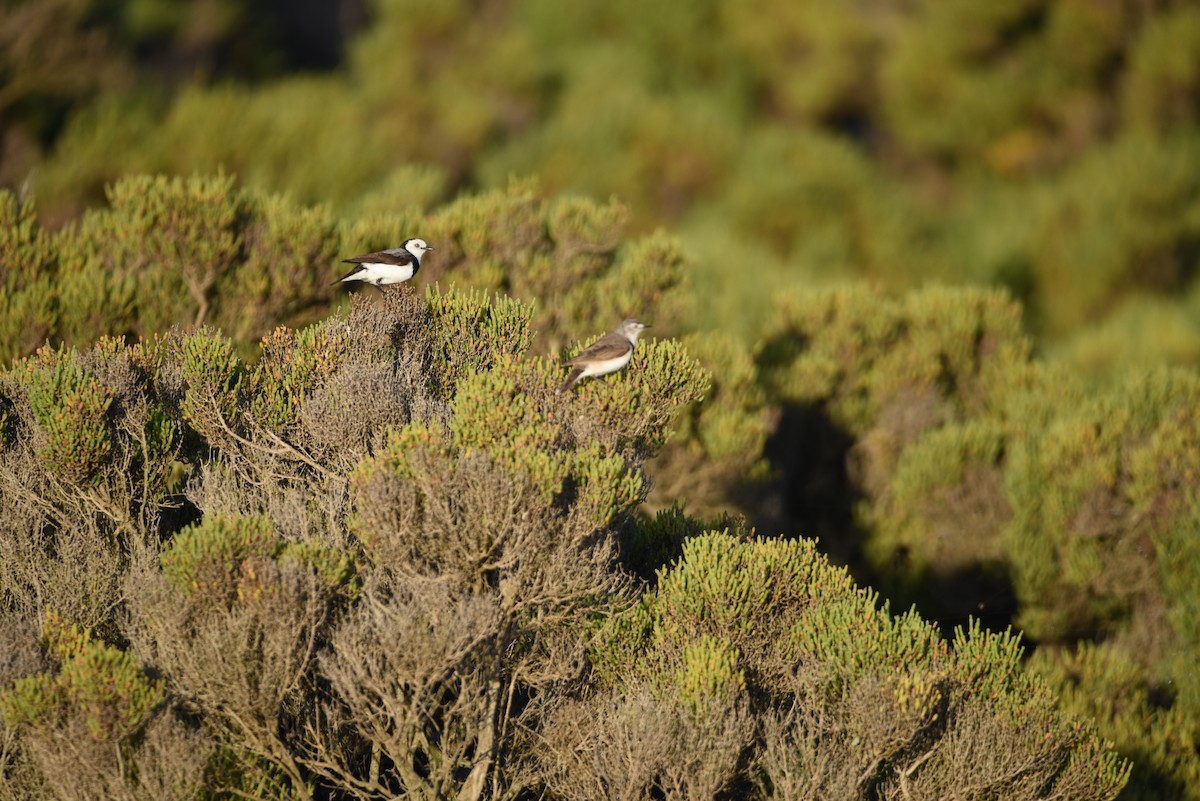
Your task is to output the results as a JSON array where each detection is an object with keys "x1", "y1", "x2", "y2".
[
  {"x1": 557, "y1": 367, "x2": 584, "y2": 394},
  {"x1": 332, "y1": 264, "x2": 364, "y2": 286}
]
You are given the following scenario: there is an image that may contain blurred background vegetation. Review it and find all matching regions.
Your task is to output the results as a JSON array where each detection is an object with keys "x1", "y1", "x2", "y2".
[
  {"x1": 3, "y1": 0, "x2": 1200, "y2": 797},
  {"x1": 5, "y1": 0, "x2": 1199, "y2": 347}
]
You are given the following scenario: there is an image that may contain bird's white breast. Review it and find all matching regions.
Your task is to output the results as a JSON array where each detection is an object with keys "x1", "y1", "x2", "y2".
[
  {"x1": 362, "y1": 262, "x2": 416, "y2": 285},
  {"x1": 579, "y1": 351, "x2": 633, "y2": 379}
]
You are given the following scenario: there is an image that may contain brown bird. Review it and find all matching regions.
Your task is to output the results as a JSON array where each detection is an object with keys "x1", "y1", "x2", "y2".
[{"x1": 558, "y1": 319, "x2": 650, "y2": 393}]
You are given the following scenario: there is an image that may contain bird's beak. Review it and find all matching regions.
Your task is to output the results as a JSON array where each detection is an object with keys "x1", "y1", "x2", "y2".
[{"x1": 426, "y1": 246, "x2": 435, "y2": 250}]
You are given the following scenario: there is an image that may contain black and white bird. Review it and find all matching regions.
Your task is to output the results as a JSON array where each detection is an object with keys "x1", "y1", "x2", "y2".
[
  {"x1": 333, "y1": 238, "x2": 434, "y2": 288},
  {"x1": 558, "y1": 319, "x2": 650, "y2": 393}
]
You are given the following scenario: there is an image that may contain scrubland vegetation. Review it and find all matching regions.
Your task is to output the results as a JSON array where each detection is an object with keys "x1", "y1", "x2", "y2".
[{"x1": 3, "y1": 1, "x2": 1200, "y2": 799}]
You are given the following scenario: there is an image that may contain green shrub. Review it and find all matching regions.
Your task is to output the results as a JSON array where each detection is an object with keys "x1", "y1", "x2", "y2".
[
  {"x1": 645, "y1": 330, "x2": 773, "y2": 518},
  {"x1": 577, "y1": 532, "x2": 1129, "y2": 800},
  {"x1": 0, "y1": 337, "x2": 182, "y2": 635},
  {"x1": 426, "y1": 286, "x2": 534, "y2": 398},
  {"x1": 1122, "y1": 6, "x2": 1200, "y2": 131},
  {"x1": 760, "y1": 284, "x2": 1031, "y2": 437},
  {"x1": 0, "y1": 192, "x2": 57, "y2": 366},
  {"x1": 725, "y1": 0, "x2": 876, "y2": 124},
  {"x1": 0, "y1": 612, "x2": 162, "y2": 742},
  {"x1": 160, "y1": 514, "x2": 280, "y2": 600},
  {"x1": 249, "y1": 324, "x2": 352, "y2": 432},
  {"x1": 19, "y1": 347, "x2": 114, "y2": 483},
  {"x1": 0, "y1": 611, "x2": 209, "y2": 801},
  {"x1": 1003, "y1": 368, "x2": 1200, "y2": 645},
  {"x1": 1027, "y1": 134, "x2": 1200, "y2": 335},
  {"x1": 0, "y1": 174, "x2": 344, "y2": 366},
  {"x1": 760, "y1": 282, "x2": 1200, "y2": 797},
  {"x1": 1032, "y1": 643, "x2": 1200, "y2": 801},
  {"x1": 176, "y1": 327, "x2": 247, "y2": 442},
  {"x1": 1052, "y1": 293, "x2": 1200, "y2": 382},
  {"x1": 0, "y1": 166, "x2": 1154, "y2": 800}
]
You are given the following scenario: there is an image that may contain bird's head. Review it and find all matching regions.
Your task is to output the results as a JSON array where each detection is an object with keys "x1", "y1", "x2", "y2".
[
  {"x1": 404, "y1": 238, "x2": 434, "y2": 260},
  {"x1": 618, "y1": 319, "x2": 650, "y2": 343}
]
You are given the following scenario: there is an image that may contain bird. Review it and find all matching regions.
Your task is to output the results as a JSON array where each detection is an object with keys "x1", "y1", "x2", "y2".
[
  {"x1": 333, "y1": 238, "x2": 434, "y2": 288},
  {"x1": 557, "y1": 319, "x2": 650, "y2": 393}
]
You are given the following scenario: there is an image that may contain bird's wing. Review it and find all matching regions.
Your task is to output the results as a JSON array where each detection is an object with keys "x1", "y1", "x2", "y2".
[
  {"x1": 333, "y1": 263, "x2": 366, "y2": 284},
  {"x1": 342, "y1": 249, "x2": 416, "y2": 267},
  {"x1": 565, "y1": 333, "x2": 632, "y2": 366}
]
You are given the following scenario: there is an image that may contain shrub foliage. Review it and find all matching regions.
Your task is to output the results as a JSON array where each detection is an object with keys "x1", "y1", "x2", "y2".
[
  {"x1": 758, "y1": 283, "x2": 1200, "y2": 798},
  {"x1": 0, "y1": 258, "x2": 1127, "y2": 799},
  {"x1": 7, "y1": 0, "x2": 1200, "y2": 792}
]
